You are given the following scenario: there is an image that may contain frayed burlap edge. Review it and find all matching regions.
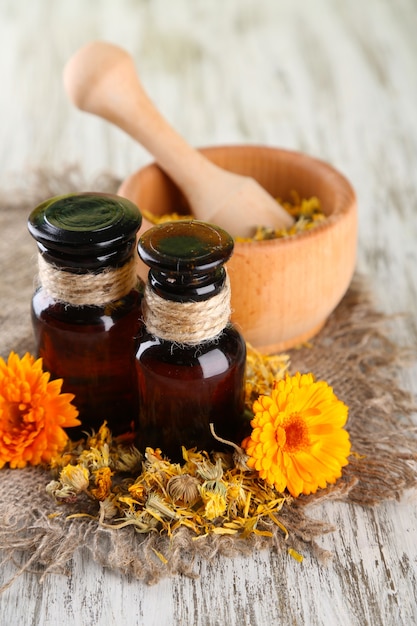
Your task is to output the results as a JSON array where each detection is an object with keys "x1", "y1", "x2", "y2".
[
  {"x1": 1, "y1": 168, "x2": 416, "y2": 590},
  {"x1": 0, "y1": 464, "x2": 337, "y2": 590}
]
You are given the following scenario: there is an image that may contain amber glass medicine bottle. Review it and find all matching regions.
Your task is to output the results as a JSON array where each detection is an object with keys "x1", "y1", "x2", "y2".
[
  {"x1": 136, "y1": 220, "x2": 246, "y2": 461},
  {"x1": 28, "y1": 192, "x2": 143, "y2": 437}
]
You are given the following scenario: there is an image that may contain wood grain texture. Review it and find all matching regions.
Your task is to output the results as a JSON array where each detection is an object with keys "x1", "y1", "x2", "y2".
[{"x1": 0, "y1": 0, "x2": 416, "y2": 624}]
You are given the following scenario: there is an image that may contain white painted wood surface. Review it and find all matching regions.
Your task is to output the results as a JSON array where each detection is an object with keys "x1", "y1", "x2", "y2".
[{"x1": 1, "y1": 0, "x2": 416, "y2": 624}]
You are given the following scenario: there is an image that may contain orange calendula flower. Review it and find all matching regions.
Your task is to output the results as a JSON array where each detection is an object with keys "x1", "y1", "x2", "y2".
[
  {"x1": 0, "y1": 352, "x2": 80, "y2": 469},
  {"x1": 241, "y1": 372, "x2": 351, "y2": 497}
]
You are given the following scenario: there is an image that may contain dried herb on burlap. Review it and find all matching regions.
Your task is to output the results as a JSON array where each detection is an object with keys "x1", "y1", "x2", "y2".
[{"x1": 0, "y1": 169, "x2": 416, "y2": 589}]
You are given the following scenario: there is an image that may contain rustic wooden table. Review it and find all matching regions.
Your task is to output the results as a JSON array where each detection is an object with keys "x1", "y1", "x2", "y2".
[{"x1": 1, "y1": 1, "x2": 416, "y2": 624}]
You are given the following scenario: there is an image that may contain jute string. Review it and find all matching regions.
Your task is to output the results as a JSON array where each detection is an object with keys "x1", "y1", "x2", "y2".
[
  {"x1": 142, "y1": 273, "x2": 232, "y2": 344},
  {"x1": 37, "y1": 254, "x2": 137, "y2": 306}
]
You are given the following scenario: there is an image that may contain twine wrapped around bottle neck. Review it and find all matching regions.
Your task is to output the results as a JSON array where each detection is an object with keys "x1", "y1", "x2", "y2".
[
  {"x1": 37, "y1": 253, "x2": 137, "y2": 307},
  {"x1": 143, "y1": 273, "x2": 232, "y2": 345}
]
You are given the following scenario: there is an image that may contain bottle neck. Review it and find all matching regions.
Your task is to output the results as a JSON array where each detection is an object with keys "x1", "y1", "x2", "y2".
[
  {"x1": 142, "y1": 271, "x2": 232, "y2": 344},
  {"x1": 148, "y1": 266, "x2": 226, "y2": 303}
]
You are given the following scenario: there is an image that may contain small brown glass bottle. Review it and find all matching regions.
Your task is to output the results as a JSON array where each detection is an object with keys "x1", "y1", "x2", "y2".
[
  {"x1": 136, "y1": 220, "x2": 246, "y2": 461},
  {"x1": 28, "y1": 192, "x2": 143, "y2": 437}
]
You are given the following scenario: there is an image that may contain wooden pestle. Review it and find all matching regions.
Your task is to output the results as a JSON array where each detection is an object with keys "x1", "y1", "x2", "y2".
[{"x1": 63, "y1": 41, "x2": 294, "y2": 237}]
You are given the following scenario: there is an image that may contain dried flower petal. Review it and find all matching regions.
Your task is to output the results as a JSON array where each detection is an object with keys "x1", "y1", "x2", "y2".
[{"x1": 245, "y1": 343, "x2": 290, "y2": 403}]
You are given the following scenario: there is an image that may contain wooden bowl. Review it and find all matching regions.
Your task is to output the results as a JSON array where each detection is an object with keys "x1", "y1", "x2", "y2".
[{"x1": 118, "y1": 145, "x2": 357, "y2": 353}]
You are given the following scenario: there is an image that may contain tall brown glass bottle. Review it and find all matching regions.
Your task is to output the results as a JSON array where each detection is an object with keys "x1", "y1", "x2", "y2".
[{"x1": 28, "y1": 192, "x2": 143, "y2": 437}]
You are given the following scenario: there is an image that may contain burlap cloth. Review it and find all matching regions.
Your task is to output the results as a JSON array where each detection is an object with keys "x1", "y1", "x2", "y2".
[{"x1": 0, "y1": 169, "x2": 416, "y2": 589}]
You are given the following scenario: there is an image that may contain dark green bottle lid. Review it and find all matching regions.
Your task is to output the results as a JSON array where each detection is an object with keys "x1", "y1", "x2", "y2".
[
  {"x1": 28, "y1": 192, "x2": 142, "y2": 270},
  {"x1": 138, "y1": 220, "x2": 234, "y2": 302}
]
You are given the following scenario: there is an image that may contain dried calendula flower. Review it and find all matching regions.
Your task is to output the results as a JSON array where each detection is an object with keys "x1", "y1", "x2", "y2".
[
  {"x1": 99, "y1": 496, "x2": 119, "y2": 520},
  {"x1": 113, "y1": 446, "x2": 143, "y2": 473},
  {"x1": 141, "y1": 208, "x2": 193, "y2": 226},
  {"x1": 196, "y1": 457, "x2": 224, "y2": 481},
  {"x1": 86, "y1": 421, "x2": 113, "y2": 449},
  {"x1": 46, "y1": 463, "x2": 90, "y2": 503},
  {"x1": 46, "y1": 480, "x2": 78, "y2": 503},
  {"x1": 167, "y1": 474, "x2": 200, "y2": 505},
  {"x1": 128, "y1": 481, "x2": 147, "y2": 502},
  {"x1": 226, "y1": 478, "x2": 247, "y2": 508},
  {"x1": 60, "y1": 463, "x2": 90, "y2": 493},
  {"x1": 79, "y1": 443, "x2": 111, "y2": 470},
  {"x1": 144, "y1": 447, "x2": 178, "y2": 475},
  {"x1": 118, "y1": 495, "x2": 141, "y2": 510},
  {"x1": 181, "y1": 447, "x2": 208, "y2": 476},
  {"x1": 91, "y1": 466, "x2": 113, "y2": 501},
  {"x1": 200, "y1": 484, "x2": 227, "y2": 521},
  {"x1": 144, "y1": 447, "x2": 164, "y2": 464},
  {"x1": 146, "y1": 493, "x2": 178, "y2": 521},
  {"x1": 147, "y1": 194, "x2": 326, "y2": 243}
]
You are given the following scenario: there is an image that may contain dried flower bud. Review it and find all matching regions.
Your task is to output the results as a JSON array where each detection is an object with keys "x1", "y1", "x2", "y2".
[
  {"x1": 45, "y1": 479, "x2": 79, "y2": 503},
  {"x1": 203, "y1": 479, "x2": 227, "y2": 496},
  {"x1": 226, "y1": 480, "x2": 247, "y2": 510},
  {"x1": 196, "y1": 458, "x2": 224, "y2": 481},
  {"x1": 80, "y1": 444, "x2": 110, "y2": 470},
  {"x1": 86, "y1": 422, "x2": 113, "y2": 449},
  {"x1": 45, "y1": 480, "x2": 61, "y2": 498},
  {"x1": 99, "y1": 497, "x2": 118, "y2": 520},
  {"x1": 232, "y1": 449, "x2": 251, "y2": 471},
  {"x1": 145, "y1": 448, "x2": 164, "y2": 463},
  {"x1": 60, "y1": 463, "x2": 90, "y2": 492},
  {"x1": 128, "y1": 481, "x2": 147, "y2": 501},
  {"x1": 167, "y1": 474, "x2": 200, "y2": 505},
  {"x1": 146, "y1": 493, "x2": 178, "y2": 520},
  {"x1": 113, "y1": 446, "x2": 143, "y2": 472},
  {"x1": 91, "y1": 466, "x2": 113, "y2": 501}
]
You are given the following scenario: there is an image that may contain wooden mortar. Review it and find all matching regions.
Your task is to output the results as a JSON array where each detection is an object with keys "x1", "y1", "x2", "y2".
[{"x1": 119, "y1": 145, "x2": 358, "y2": 353}]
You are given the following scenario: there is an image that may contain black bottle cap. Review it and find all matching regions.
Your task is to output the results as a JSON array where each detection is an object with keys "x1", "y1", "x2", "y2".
[
  {"x1": 138, "y1": 220, "x2": 234, "y2": 302},
  {"x1": 28, "y1": 192, "x2": 142, "y2": 270}
]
